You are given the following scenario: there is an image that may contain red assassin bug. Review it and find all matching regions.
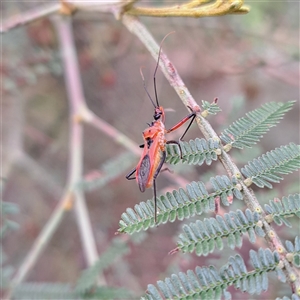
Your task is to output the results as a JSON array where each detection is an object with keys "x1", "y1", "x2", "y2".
[{"x1": 126, "y1": 35, "x2": 196, "y2": 223}]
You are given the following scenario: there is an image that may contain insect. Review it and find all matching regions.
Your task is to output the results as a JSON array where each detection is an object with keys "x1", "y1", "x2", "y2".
[{"x1": 126, "y1": 35, "x2": 196, "y2": 223}]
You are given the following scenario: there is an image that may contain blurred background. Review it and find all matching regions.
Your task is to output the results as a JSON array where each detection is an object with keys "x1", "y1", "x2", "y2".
[{"x1": 2, "y1": 0, "x2": 299, "y2": 299}]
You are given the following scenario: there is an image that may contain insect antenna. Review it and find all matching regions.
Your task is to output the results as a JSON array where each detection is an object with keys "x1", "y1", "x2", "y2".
[
  {"x1": 153, "y1": 31, "x2": 175, "y2": 108},
  {"x1": 140, "y1": 66, "x2": 156, "y2": 109}
]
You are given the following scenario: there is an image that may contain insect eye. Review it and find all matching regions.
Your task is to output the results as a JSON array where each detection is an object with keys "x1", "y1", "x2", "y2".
[{"x1": 154, "y1": 111, "x2": 162, "y2": 120}]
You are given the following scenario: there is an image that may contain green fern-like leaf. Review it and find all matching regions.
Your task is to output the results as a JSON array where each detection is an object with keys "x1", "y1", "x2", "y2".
[
  {"x1": 201, "y1": 99, "x2": 222, "y2": 115},
  {"x1": 210, "y1": 175, "x2": 243, "y2": 205},
  {"x1": 241, "y1": 143, "x2": 300, "y2": 188},
  {"x1": 143, "y1": 248, "x2": 280, "y2": 299},
  {"x1": 177, "y1": 209, "x2": 265, "y2": 255},
  {"x1": 12, "y1": 283, "x2": 80, "y2": 300},
  {"x1": 75, "y1": 239, "x2": 129, "y2": 294},
  {"x1": 1, "y1": 198, "x2": 20, "y2": 288},
  {"x1": 285, "y1": 236, "x2": 300, "y2": 267},
  {"x1": 220, "y1": 101, "x2": 295, "y2": 149},
  {"x1": 12, "y1": 283, "x2": 131, "y2": 300},
  {"x1": 276, "y1": 295, "x2": 300, "y2": 300},
  {"x1": 0, "y1": 182, "x2": 20, "y2": 240},
  {"x1": 264, "y1": 194, "x2": 300, "y2": 227},
  {"x1": 1, "y1": 201, "x2": 20, "y2": 239},
  {"x1": 118, "y1": 175, "x2": 243, "y2": 234},
  {"x1": 82, "y1": 286, "x2": 132, "y2": 299},
  {"x1": 165, "y1": 138, "x2": 221, "y2": 165}
]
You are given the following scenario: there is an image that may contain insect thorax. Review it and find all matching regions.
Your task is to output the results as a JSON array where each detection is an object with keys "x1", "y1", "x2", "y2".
[
  {"x1": 143, "y1": 121, "x2": 165, "y2": 139},
  {"x1": 143, "y1": 121, "x2": 166, "y2": 150}
]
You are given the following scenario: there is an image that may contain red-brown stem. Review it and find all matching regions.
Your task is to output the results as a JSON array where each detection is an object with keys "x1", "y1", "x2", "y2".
[{"x1": 120, "y1": 14, "x2": 300, "y2": 292}]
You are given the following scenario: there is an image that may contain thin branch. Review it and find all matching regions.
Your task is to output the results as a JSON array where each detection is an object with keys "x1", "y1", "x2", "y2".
[
  {"x1": 121, "y1": 14, "x2": 215, "y2": 139},
  {"x1": 1, "y1": 3, "x2": 60, "y2": 33},
  {"x1": 53, "y1": 15, "x2": 101, "y2": 273},
  {"x1": 17, "y1": 151, "x2": 63, "y2": 200},
  {"x1": 120, "y1": 14, "x2": 300, "y2": 292},
  {"x1": 0, "y1": 0, "x2": 123, "y2": 33},
  {"x1": 123, "y1": 0, "x2": 249, "y2": 18},
  {"x1": 180, "y1": 0, "x2": 212, "y2": 9},
  {"x1": 82, "y1": 109, "x2": 140, "y2": 156},
  {"x1": 81, "y1": 109, "x2": 189, "y2": 188},
  {"x1": 4, "y1": 14, "x2": 105, "y2": 299},
  {"x1": 1, "y1": 0, "x2": 250, "y2": 34},
  {"x1": 5, "y1": 189, "x2": 73, "y2": 299}
]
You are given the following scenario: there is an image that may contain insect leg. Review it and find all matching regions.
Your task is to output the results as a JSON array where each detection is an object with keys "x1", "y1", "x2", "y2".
[
  {"x1": 166, "y1": 112, "x2": 196, "y2": 141},
  {"x1": 126, "y1": 168, "x2": 136, "y2": 180},
  {"x1": 179, "y1": 113, "x2": 196, "y2": 141},
  {"x1": 160, "y1": 167, "x2": 173, "y2": 174},
  {"x1": 153, "y1": 179, "x2": 158, "y2": 224},
  {"x1": 166, "y1": 140, "x2": 183, "y2": 159}
]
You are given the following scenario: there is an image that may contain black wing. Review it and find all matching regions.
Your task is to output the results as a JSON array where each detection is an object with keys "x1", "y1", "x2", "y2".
[{"x1": 137, "y1": 154, "x2": 151, "y2": 192}]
